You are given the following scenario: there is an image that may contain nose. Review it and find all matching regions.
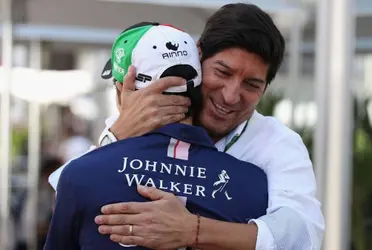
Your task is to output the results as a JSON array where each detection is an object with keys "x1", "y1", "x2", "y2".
[{"x1": 221, "y1": 80, "x2": 240, "y2": 105}]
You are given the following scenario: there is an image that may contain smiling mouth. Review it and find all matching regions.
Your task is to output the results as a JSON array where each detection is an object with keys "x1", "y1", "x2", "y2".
[{"x1": 210, "y1": 98, "x2": 233, "y2": 115}]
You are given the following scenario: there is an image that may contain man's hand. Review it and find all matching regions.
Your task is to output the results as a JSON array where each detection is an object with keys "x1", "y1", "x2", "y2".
[
  {"x1": 110, "y1": 66, "x2": 191, "y2": 139},
  {"x1": 95, "y1": 185, "x2": 196, "y2": 249}
]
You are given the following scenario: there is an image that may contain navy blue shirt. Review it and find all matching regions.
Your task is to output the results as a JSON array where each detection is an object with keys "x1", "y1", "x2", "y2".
[{"x1": 44, "y1": 123, "x2": 268, "y2": 250}]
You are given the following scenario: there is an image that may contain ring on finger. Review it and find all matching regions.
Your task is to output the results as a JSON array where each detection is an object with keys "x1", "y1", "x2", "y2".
[{"x1": 129, "y1": 224, "x2": 134, "y2": 235}]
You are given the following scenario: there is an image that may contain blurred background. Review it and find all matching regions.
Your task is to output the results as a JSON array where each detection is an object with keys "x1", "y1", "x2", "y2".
[{"x1": 0, "y1": 0, "x2": 370, "y2": 249}]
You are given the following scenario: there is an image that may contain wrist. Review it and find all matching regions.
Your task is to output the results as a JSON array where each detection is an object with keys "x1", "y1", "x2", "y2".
[
  {"x1": 184, "y1": 213, "x2": 199, "y2": 247},
  {"x1": 109, "y1": 122, "x2": 130, "y2": 140}
]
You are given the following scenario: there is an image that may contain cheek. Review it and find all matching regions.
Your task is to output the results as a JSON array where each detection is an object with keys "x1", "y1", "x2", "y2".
[
  {"x1": 242, "y1": 91, "x2": 262, "y2": 109},
  {"x1": 201, "y1": 69, "x2": 223, "y2": 93}
]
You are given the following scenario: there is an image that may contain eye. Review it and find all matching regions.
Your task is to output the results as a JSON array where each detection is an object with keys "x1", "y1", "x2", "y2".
[
  {"x1": 124, "y1": 40, "x2": 128, "y2": 43},
  {"x1": 184, "y1": 41, "x2": 187, "y2": 44},
  {"x1": 215, "y1": 69, "x2": 230, "y2": 77},
  {"x1": 244, "y1": 82, "x2": 260, "y2": 90},
  {"x1": 153, "y1": 45, "x2": 157, "y2": 49}
]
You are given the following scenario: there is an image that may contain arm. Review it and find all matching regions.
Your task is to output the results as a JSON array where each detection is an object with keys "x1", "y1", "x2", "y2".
[
  {"x1": 96, "y1": 118, "x2": 324, "y2": 249},
  {"x1": 195, "y1": 217, "x2": 258, "y2": 250},
  {"x1": 193, "y1": 132, "x2": 324, "y2": 250},
  {"x1": 95, "y1": 132, "x2": 324, "y2": 250},
  {"x1": 249, "y1": 132, "x2": 325, "y2": 250},
  {"x1": 44, "y1": 167, "x2": 81, "y2": 250},
  {"x1": 96, "y1": 186, "x2": 258, "y2": 250}
]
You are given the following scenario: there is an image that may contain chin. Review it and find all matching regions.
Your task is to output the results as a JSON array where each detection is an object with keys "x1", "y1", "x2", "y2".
[{"x1": 200, "y1": 115, "x2": 229, "y2": 140}]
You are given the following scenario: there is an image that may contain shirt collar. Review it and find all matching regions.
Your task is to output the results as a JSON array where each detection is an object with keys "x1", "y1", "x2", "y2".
[
  {"x1": 150, "y1": 123, "x2": 216, "y2": 150},
  {"x1": 103, "y1": 111, "x2": 253, "y2": 151}
]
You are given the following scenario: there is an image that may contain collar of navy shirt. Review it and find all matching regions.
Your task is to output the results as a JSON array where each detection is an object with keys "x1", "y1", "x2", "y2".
[{"x1": 148, "y1": 123, "x2": 217, "y2": 150}]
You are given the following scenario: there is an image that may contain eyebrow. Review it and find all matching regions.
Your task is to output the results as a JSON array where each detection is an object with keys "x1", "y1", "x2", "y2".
[
  {"x1": 215, "y1": 60, "x2": 266, "y2": 84},
  {"x1": 215, "y1": 60, "x2": 231, "y2": 70}
]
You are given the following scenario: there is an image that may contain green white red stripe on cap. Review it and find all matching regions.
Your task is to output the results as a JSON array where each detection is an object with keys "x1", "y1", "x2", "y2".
[{"x1": 110, "y1": 23, "x2": 201, "y2": 93}]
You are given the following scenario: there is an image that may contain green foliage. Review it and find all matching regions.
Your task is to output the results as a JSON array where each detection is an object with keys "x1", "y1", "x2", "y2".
[
  {"x1": 12, "y1": 127, "x2": 28, "y2": 157},
  {"x1": 256, "y1": 92, "x2": 283, "y2": 116}
]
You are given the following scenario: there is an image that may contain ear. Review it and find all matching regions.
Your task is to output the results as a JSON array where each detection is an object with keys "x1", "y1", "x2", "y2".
[{"x1": 196, "y1": 40, "x2": 202, "y2": 60}]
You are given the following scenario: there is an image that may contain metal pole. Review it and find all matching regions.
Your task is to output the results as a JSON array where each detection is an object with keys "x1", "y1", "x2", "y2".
[
  {"x1": 323, "y1": 0, "x2": 355, "y2": 249},
  {"x1": 26, "y1": 41, "x2": 42, "y2": 250},
  {"x1": 313, "y1": 0, "x2": 331, "y2": 205},
  {"x1": 0, "y1": 0, "x2": 13, "y2": 248}
]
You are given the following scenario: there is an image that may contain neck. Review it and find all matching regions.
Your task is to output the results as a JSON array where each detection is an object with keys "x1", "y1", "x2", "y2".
[
  {"x1": 179, "y1": 117, "x2": 222, "y2": 143},
  {"x1": 179, "y1": 117, "x2": 193, "y2": 125},
  {"x1": 211, "y1": 135, "x2": 223, "y2": 143}
]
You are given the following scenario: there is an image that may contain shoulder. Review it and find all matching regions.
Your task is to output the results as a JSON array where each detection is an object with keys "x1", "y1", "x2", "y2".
[
  {"x1": 252, "y1": 111, "x2": 309, "y2": 155},
  {"x1": 58, "y1": 137, "x2": 155, "y2": 180},
  {"x1": 229, "y1": 111, "x2": 311, "y2": 171}
]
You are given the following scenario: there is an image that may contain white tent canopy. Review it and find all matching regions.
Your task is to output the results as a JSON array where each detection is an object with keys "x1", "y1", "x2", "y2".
[{"x1": 0, "y1": 67, "x2": 93, "y2": 104}]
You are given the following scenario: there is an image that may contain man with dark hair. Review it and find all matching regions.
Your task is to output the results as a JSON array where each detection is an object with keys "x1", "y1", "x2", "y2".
[
  {"x1": 198, "y1": 3, "x2": 284, "y2": 85},
  {"x1": 88, "y1": 3, "x2": 324, "y2": 250},
  {"x1": 45, "y1": 23, "x2": 269, "y2": 250}
]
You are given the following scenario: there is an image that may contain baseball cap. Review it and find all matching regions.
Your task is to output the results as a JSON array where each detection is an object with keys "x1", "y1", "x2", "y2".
[{"x1": 101, "y1": 22, "x2": 202, "y2": 93}]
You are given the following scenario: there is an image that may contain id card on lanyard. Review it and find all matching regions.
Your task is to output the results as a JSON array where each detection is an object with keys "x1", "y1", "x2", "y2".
[{"x1": 223, "y1": 120, "x2": 249, "y2": 152}]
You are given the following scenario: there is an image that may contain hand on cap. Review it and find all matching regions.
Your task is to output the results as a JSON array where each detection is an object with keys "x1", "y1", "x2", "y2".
[{"x1": 110, "y1": 66, "x2": 191, "y2": 140}]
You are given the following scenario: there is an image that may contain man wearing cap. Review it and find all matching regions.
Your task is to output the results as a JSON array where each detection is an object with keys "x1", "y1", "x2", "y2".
[{"x1": 44, "y1": 23, "x2": 269, "y2": 250}]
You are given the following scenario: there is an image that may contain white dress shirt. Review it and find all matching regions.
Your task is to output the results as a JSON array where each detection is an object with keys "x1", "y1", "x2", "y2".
[
  {"x1": 49, "y1": 110, "x2": 325, "y2": 250},
  {"x1": 217, "y1": 110, "x2": 325, "y2": 250}
]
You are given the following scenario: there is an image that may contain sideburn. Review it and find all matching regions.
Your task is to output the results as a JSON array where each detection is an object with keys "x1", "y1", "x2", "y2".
[{"x1": 114, "y1": 81, "x2": 122, "y2": 106}]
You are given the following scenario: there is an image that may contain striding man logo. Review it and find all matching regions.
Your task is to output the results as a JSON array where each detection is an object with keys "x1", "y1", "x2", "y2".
[{"x1": 212, "y1": 170, "x2": 232, "y2": 200}]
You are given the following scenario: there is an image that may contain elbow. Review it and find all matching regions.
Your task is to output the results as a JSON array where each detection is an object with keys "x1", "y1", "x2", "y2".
[{"x1": 260, "y1": 207, "x2": 324, "y2": 250}]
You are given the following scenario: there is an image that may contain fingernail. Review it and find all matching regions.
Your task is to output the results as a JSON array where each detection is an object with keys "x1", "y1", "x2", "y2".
[
  {"x1": 98, "y1": 226, "x2": 106, "y2": 234},
  {"x1": 95, "y1": 216, "x2": 101, "y2": 224},
  {"x1": 110, "y1": 234, "x2": 119, "y2": 242},
  {"x1": 101, "y1": 206, "x2": 108, "y2": 213}
]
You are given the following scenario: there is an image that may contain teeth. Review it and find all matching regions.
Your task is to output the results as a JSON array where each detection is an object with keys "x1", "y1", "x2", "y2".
[{"x1": 214, "y1": 102, "x2": 231, "y2": 114}]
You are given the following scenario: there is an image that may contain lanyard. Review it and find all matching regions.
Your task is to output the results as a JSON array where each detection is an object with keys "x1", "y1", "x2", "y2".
[{"x1": 223, "y1": 120, "x2": 249, "y2": 152}]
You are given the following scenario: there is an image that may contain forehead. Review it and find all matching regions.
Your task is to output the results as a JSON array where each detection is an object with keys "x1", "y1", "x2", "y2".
[{"x1": 211, "y1": 48, "x2": 268, "y2": 77}]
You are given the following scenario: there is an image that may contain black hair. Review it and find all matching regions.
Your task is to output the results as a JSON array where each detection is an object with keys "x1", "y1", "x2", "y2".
[
  {"x1": 163, "y1": 81, "x2": 203, "y2": 121},
  {"x1": 198, "y1": 3, "x2": 285, "y2": 84}
]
